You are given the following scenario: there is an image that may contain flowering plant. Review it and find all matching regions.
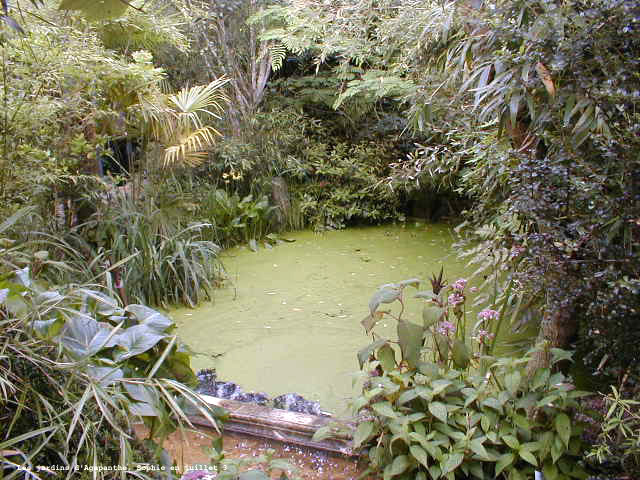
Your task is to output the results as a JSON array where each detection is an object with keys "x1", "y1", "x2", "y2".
[{"x1": 355, "y1": 272, "x2": 589, "y2": 480}]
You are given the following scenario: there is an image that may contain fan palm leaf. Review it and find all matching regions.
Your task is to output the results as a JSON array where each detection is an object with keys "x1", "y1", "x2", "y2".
[{"x1": 141, "y1": 77, "x2": 230, "y2": 167}]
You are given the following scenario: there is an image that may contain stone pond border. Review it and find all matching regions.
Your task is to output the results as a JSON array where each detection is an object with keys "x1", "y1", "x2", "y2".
[{"x1": 190, "y1": 394, "x2": 356, "y2": 456}]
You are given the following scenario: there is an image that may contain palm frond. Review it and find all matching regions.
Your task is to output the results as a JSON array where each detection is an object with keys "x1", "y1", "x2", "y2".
[{"x1": 163, "y1": 126, "x2": 220, "y2": 167}]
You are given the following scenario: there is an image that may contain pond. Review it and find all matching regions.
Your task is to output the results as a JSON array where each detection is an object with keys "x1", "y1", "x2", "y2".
[{"x1": 172, "y1": 223, "x2": 475, "y2": 415}]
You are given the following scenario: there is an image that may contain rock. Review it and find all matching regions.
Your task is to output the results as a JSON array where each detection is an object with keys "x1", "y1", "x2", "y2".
[
  {"x1": 196, "y1": 370, "x2": 328, "y2": 413},
  {"x1": 215, "y1": 381, "x2": 243, "y2": 399},
  {"x1": 195, "y1": 370, "x2": 270, "y2": 406},
  {"x1": 273, "y1": 393, "x2": 324, "y2": 416},
  {"x1": 195, "y1": 369, "x2": 217, "y2": 396}
]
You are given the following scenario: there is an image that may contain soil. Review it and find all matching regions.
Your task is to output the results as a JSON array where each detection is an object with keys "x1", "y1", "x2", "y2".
[{"x1": 134, "y1": 425, "x2": 370, "y2": 480}]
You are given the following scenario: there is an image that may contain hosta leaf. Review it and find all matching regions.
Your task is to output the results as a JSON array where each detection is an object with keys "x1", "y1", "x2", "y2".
[
  {"x1": 87, "y1": 366, "x2": 123, "y2": 387},
  {"x1": 409, "y1": 445, "x2": 429, "y2": 468},
  {"x1": 125, "y1": 305, "x2": 173, "y2": 333},
  {"x1": 495, "y1": 453, "x2": 514, "y2": 476},
  {"x1": 372, "y1": 401, "x2": 397, "y2": 418},
  {"x1": 353, "y1": 421, "x2": 374, "y2": 449},
  {"x1": 441, "y1": 452, "x2": 463, "y2": 474},
  {"x1": 115, "y1": 325, "x2": 166, "y2": 361},
  {"x1": 428, "y1": 401, "x2": 448, "y2": 423},
  {"x1": 130, "y1": 401, "x2": 158, "y2": 417},
  {"x1": 59, "y1": 314, "x2": 113, "y2": 358},
  {"x1": 32, "y1": 318, "x2": 64, "y2": 339}
]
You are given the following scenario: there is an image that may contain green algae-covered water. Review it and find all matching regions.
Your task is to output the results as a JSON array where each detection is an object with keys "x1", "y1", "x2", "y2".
[{"x1": 173, "y1": 223, "x2": 474, "y2": 414}]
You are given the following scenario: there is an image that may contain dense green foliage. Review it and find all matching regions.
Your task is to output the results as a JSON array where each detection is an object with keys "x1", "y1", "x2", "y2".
[{"x1": 349, "y1": 277, "x2": 588, "y2": 480}]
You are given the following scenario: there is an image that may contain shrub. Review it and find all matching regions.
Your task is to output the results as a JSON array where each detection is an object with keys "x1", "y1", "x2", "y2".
[
  {"x1": 0, "y1": 252, "x2": 224, "y2": 476},
  {"x1": 196, "y1": 189, "x2": 277, "y2": 249},
  {"x1": 352, "y1": 275, "x2": 589, "y2": 480}
]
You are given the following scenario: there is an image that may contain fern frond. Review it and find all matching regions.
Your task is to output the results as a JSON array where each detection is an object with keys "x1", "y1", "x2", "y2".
[{"x1": 268, "y1": 43, "x2": 287, "y2": 71}]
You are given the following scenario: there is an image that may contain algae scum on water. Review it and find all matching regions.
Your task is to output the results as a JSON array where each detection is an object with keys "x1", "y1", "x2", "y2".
[{"x1": 173, "y1": 223, "x2": 471, "y2": 414}]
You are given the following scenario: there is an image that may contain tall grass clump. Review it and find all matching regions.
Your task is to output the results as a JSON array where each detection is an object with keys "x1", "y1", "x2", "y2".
[{"x1": 82, "y1": 189, "x2": 224, "y2": 308}]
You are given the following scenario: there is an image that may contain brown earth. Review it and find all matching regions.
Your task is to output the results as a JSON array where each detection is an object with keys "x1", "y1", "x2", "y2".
[{"x1": 134, "y1": 425, "x2": 371, "y2": 480}]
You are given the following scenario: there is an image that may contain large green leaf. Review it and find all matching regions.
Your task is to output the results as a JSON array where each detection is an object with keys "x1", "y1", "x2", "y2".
[
  {"x1": 372, "y1": 401, "x2": 398, "y2": 418},
  {"x1": 389, "y1": 454, "x2": 409, "y2": 476},
  {"x1": 357, "y1": 338, "x2": 389, "y2": 369},
  {"x1": 452, "y1": 339, "x2": 470, "y2": 369},
  {"x1": 115, "y1": 325, "x2": 166, "y2": 361},
  {"x1": 32, "y1": 317, "x2": 64, "y2": 339},
  {"x1": 377, "y1": 343, "x2": 397, "y2": 371},
  {"x1": 125, "y1": 305, "x2": 173, "y2": 333},
  {"x1": 495, "y1": 453, "x2": 515, "y2": 477},
  {"x1": 555, "y1": 413, "x2": 571, "y2": 448},
  {"x1": 428, "y1": 402, "x2": 447, "y2": 423},
  {"x1": 409, "y1": 445, "x2": 429, "y2": 468},
  {"x1": 59, "y1": 314, "x2": 114, "y2": 358},
  {"x1": 369, "y1": 284, "x2": 402, "y2": 314},
  {"x1": 353, "y1": 421, "x2": 374, "y2": 449},
  {"x1": 87, "y1": 366, "x2": 123, "y2": 387},
  {"x1": 397, "y1": 320, "x2": 423, "y2": 369},
  {"x1": 441, "y1": 452, "x2": 463, "y2": 475},
  {"x1": 422, "y1": 304, "x2": 443, "y2": 328}
]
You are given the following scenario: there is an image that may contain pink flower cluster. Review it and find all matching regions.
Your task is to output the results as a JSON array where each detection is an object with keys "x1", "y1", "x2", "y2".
[
  {"x1": 452, "y1": 278, "x2": 467, "y2": 291},
  {"x1": 478, "y1": 309, "x2": 499, "y2": 321},
  {"x1": 448, "y1": 292, "x2": 464, "y2": 306},
  {"x1": 436, "y1": 320, "x2": 456, "y2": 335},
  {"x1": 472, "y1": 329, "x2": 495, "y2": 343}
]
